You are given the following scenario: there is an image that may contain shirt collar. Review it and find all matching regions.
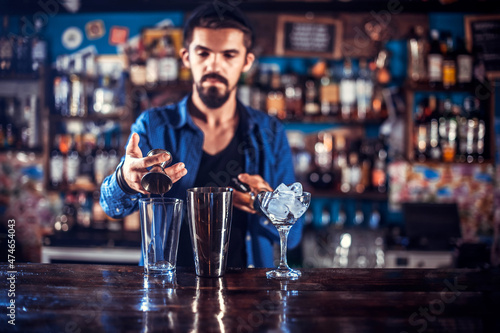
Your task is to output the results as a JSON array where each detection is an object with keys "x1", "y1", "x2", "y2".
[{"x1": 175, "y1": 94, "x2": 258, "y2": 135}]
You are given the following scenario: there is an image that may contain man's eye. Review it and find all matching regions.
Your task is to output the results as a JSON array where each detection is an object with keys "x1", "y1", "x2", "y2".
[
  {"x1": 224, "y1": 53, "x2": 236, "y2": 59},
  {"x1": 197, "y1": 51, "x2": 209, "y2": 57}
]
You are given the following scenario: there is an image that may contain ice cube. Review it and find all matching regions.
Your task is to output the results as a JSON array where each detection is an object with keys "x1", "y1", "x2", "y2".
[
  {"x1": 274, "y1": 183, "x2": 290, "y2": 194},
  {"x1": 267, "y1": 198, "x2": 290, "y2": 220},
  {"x1": 289, "y1": 182, "x2": 303, "y2": 196},
  {"x1": 288, "y1": 198, "x2": 307, "y2": 219},
  {"x1": 275, "y1": 190, "x2": 295, "y2": 206}
]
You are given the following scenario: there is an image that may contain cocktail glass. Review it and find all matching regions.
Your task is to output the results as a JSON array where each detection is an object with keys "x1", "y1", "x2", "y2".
[{"x1": 257, "y1": 190, "x2": 311, "y2": 279}]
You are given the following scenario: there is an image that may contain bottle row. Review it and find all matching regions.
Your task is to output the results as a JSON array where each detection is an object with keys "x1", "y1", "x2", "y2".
[
  {"x1": 238, "y1": 55, "x2": 391, "y2": 122},
  {"x1": 0, "y1": 16, "x2": 47, "y2": 77},
  {"x1": 52, "y1": 191, "x2": 124, "y2": 232},
  {"x1": 0, "y1": 95, "x2": 40, "y2": 150},
  {"x1": 407, "y1": 26, "x2": 482, "y2": 88},
  {"x1": 52, "y1": 54, "x2": 126, "y2": 117},
  {"x1": 49, "y1": 129, "x2": 122, "y2": 190},
  {"x1": 413, "y1": 95, "x2": 487, "y2": 163},
  {"x1": 290, "y1": 131, "x2": 387, "y2": 194}
]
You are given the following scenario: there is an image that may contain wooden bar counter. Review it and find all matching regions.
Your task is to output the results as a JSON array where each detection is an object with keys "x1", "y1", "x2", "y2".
[{"x1": 2, "y1": 263, "x2": 500, "y2": 332}]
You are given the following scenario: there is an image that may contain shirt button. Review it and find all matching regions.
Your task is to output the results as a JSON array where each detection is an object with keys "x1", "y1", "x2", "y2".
[
  {"x1": 246, "y1": 235, "x2": 251, "y2": 242},
  {"x1": 115, "y1": 208, "x2": 121, "y2": 213},
  {"x1": 263, "y1": 220, "x2": 269, "y2": 225},
  {"x1": 247, "y1": 265, "x2": 255, "y2": 268}
]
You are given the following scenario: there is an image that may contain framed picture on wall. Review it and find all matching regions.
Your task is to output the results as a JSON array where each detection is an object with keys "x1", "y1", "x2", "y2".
[
  {"x1": 465, "y1": 15, "x2": 500, "y2": 80},
  {"x1": 275, "y1": 14, "x2": 343, "y2": 59}
]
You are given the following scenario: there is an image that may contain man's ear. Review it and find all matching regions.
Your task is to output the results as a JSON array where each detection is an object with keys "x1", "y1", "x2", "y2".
[
  {"x1": 180, "y1": 48, "x2": 190, "y2": 69},
  {"x1": 242, "y1": 52, "x2": 255, "y2": 73}
]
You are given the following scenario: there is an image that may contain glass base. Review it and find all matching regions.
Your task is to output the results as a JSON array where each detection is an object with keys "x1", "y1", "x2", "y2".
[{"x1": 266, "y1": 268, "x2": 301, "y2": 280}]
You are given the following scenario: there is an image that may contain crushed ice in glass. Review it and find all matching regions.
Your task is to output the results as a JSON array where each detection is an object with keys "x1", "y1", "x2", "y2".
[{"x1": 261, "y1": 182, "x2": 307, "y2": 220}]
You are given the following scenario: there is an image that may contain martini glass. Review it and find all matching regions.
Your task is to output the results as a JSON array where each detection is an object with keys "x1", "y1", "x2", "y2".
[{"x1": 257, "y1": 191, "x2": 311, "y2": 279}]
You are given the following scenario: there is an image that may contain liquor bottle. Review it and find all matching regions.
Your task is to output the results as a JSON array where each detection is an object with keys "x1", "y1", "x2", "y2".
[
  {"x1": 319, "y1": 69, "x2": 340, "y2": 117},
  {"x1": 53, "y1": 55, "x2": 70, "y2": 116},
  {"x1": 321, "y1": 205, "x2": 331, "y2": 227},
  {"x1": 66, "y1": 136, "x2": 80, "y2": 185},
  {"x1": 414, "y1": 100, "x2": 428, "y2": 162},
  {"x1": 455, "y1": 37, "x2": 473, "y2": 87},
  {"x1": 332, "y1": 135, "x2": 347, "y2": 192},
  {"x1": 92, "y1": 190, "x2": 108, "y2": 229},
  {"x1": 407, "y1": 25, "x2": 428, "y2": 83},
  {"x1": 69, "y1": 55, "x2": 86, "y2": 117},
  {"x1": 283, "y1": 74, "x2": 303, "y2": 120},
  {"x1": 15, "y1": 17, "x2": 31, "y2": 74},
  {"x1": 442, "y1": 33, "x2": 457, "y2": 89},
  {"x1": 335, "y1": 204, "x2": 346, "y2": 229},
  {"x1": 0, "y1": 16, "x2": 14, "y2": 76},
  {"x1": 428, "y1": 96, "x2": 441, "y2": 161},
  {"x1": 266, "y1": 65, "x2": 285, "y2": 119},
  {"x1": 31, "y1": 18, "x2": 47, "y2": 76},
  {"x1": 353, "y1": 204, "x2": 364, "y2": 226},
  {"x1": 339, "y1": 58, "x2": 356, "y2": 120},
  {"x1": 371, "y1": 142, "x2": 387, "y2": 193},
  {"x1": 158, "y1": 33, "x2": 178, "y2": 83},
  {"x1": 439, "y1": 98, "x2": 458, "y2": 162},
  {"x1": 50, "y1": 135, "x2": 64, "y2": 189},
  {"x1": 356, "y1": 59, "x2": 374, "y2": 120},
  {"x1": 308, "y1": 132, "x2": 334, "y2": 189},
  {"x1": 304, "y1": 79, "x2": 320, "y2": 118},
  {"x1": 93, "y1": 75, "x2": 115, "y2": 114},
  {"x1": 76, "y1": 192, "x2": 92, "y2": 228},
  {"x1": 93, "y1": 137, "x2": 108, "y2": 185},
  {"x1": 368, "y1": 204, "x2": 381, "y2": 230},
  {"x1": 79, "y1": 140, "x2": 95, "y2": 184},
  {"x1": 106, "y1": 131, "x2": 121, "y2": 177},
  {"x1": 427, "y1": 29, "x2": 443, "y2": 88},
  {"x1": 348, "y1": 151, "x2": 362, "y2": 193}
]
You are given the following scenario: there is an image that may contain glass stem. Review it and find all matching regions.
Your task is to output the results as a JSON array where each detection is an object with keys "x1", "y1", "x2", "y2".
[{"x1": 278, "y1": 226, "x2": 292, "y2": 270}]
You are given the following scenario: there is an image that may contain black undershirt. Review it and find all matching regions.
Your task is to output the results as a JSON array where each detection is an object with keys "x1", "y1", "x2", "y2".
[{"x1": 176, "y1": 108, "x2": 248, "y2": 268}]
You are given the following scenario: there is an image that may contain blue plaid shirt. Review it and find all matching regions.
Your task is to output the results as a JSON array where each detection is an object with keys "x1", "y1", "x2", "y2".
[{"x1": 100, "y1": 95, "x2": 302, "y2": 268}]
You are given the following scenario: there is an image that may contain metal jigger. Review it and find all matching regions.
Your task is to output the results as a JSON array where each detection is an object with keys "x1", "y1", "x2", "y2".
[{"x1": 140, "y1": 149, "x2": 173, "y2": 195}]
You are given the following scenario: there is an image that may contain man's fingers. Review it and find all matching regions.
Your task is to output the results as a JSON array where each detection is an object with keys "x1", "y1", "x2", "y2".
[
  {"x1": 125, "y1": 133, "x2": 143, "y2": 158},
  {"x1": 165, "y1": 162, "x2": 188, "y2": 183},
  {"x1": 141, "y1": 152, "x2": 172, "y2": 169}
]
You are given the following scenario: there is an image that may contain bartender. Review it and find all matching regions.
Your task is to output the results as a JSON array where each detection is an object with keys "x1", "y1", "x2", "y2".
[{"x1": 100, "y1": 3, "x2": 301, "y2": 268}]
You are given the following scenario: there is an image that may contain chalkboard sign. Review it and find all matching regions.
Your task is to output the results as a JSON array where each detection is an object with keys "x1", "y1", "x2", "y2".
[
  {"x1": 275, "y1": 15, "x2": 342, "y2": 59},
  {"x1": 465, "y1": 15, "x2": 500, "y2": 79}
]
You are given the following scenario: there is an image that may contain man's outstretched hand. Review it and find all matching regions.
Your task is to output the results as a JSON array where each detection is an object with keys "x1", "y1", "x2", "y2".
[{"x1": 122, "y1": 133, "x2": 188, "y2": 194}]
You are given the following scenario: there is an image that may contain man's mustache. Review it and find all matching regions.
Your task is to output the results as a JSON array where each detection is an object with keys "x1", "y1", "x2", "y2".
[{"x1": 201, "y1": 73, "x2": 228, "y2": 86}]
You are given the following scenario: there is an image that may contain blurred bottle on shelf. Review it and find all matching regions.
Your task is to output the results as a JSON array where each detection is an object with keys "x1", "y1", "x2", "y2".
[
  {"x1": 54, "y1": 55, "x2": 70, "y2": 116},
  {"x1": 319, "y1": 68, "x2": 340, "y2": 117},
  {"x1": 283, "y1": 74, "x2": 303, "y2": 120},
  {"x1": 66, "y1": 136, "x2": 80, "y2": 185},
  {"x1": 0, "y1": 16, "x2": 14, "y2": 76},
  {"x1": 304, "y1": 79, "x2": 320, "y2": 119},
  {"x1": 455, "y1": 37, "x2": 473, "y2": 87},
  {"x1": 308, "y1": 132, "x2": 334, "y2": 189},
  {"x1": 266, "y1": 64, "x2": 286, "y2": 120},
  {"x1": 407, "y1": 25, "x2": 428, "y2": 83},
  {"x1": 31, "y1": 18, "x2": 47, "y2": 77},
  {"x1": 157, "y1": 33, "x2": 178, "y2": 83},
  {"x1": 355, "y1": 59, "x2": 374, "y2": 120},
  {"x1": 50, "y1": 135, "x2": 64, "y2": 189},
  {"x1": 427, "y1": 29, "x2": 443, "y2": 88},
  {"x1": 439, "y1": 98, "x2": 458, "y2": 163},
  {"x1": 15, "y1": 17, "x2": 31, "y2": 74},
  {"x1": 339, "y1": 58, "x2": 356, "y2": 120},
  {"x1": 442, "y1": 32, "x2": 457, "y2": 89},
  {"x1": 371, "y1": 141, "x2": 387, "y2": 193},
  {"x1": 69, "y1": 55, "x2": 86, "y2": 117}
]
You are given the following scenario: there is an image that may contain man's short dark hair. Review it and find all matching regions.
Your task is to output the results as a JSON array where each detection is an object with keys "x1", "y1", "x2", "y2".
[{"x1": 183, "y1": 3, "x2": 255, "y2": 52}]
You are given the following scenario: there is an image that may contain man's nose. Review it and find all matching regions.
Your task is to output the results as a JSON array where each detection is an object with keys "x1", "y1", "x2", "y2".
[{"x1": 205, "y1": 53, "x2": 220, "y2": 73}]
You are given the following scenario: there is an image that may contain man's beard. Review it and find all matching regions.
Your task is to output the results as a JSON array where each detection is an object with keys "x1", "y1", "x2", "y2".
[{"x1": 195, "y1": 73, "x2": 233, "y2": 109}]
